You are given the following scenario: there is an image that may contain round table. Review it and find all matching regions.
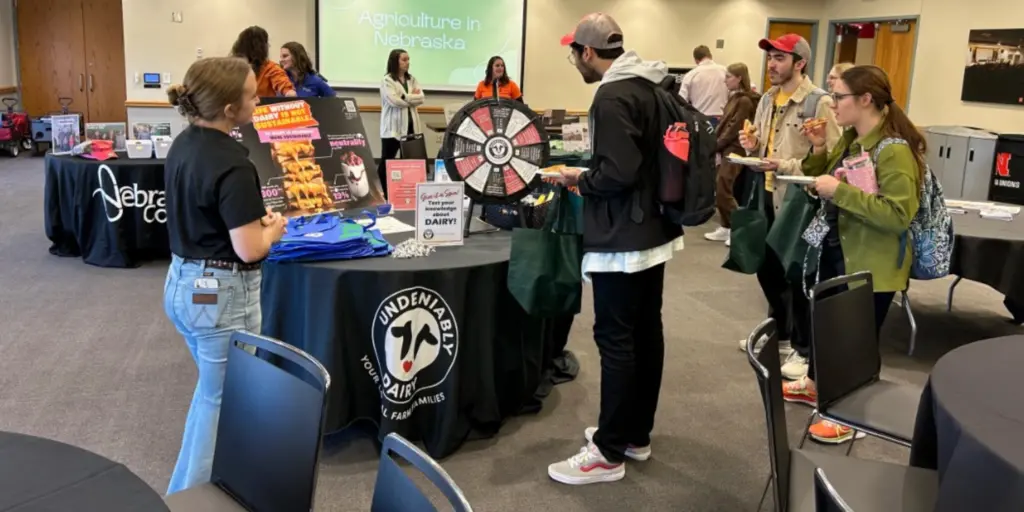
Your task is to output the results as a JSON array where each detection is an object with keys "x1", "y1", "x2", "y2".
[
  {"x1": 949, "y1": 210, "x2": 1024, "y2": 320},
  {"x1": 44, "y1": 154, "x2": 170, "y2": 268},
  {"x1": 0, "y1": 431, "x2": 167, "y2": 511},
  {"x1": 909, "y1": 335, "x2": 1024, "y2": 511},
  {"x1": 260, "y1": 212, "x2": 562, "y2": 459}
]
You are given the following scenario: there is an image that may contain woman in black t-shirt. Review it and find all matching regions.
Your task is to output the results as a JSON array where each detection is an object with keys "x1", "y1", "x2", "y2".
[{"x1": 162, "y1": 57, "x2": 287, "y2": 495}]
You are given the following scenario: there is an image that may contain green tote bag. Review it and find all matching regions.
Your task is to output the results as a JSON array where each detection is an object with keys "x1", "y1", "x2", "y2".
[
  {"x1": 766, "y1": 184, "x2": 821, "y2": 282},
  {"x1": 722, "y1": 173, "x2": 769, "y2": 275},
  {"x1": 508, "y1": 187, "x2": 584, "y2": 317}
]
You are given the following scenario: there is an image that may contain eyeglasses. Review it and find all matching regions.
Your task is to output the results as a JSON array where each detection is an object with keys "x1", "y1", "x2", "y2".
[
  {"x1": 567, "y1": 50, "x2": 577, "y2": 66},
  {"x1": 830, "y1": 92, "x2": 857, "y2": 102}
]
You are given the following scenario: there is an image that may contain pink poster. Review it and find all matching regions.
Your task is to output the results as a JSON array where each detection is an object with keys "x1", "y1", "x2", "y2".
[{"x1": 386, "y1": 160, "x2": 428, "y2": 211}]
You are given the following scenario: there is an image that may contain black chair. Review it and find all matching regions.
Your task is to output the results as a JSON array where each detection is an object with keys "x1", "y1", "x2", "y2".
[
  {"x1": 165, "y1": 331, "x2": 331, "y2": 512},
  {"x1": 814, "y1": 468, "x2": 854, "y2": 512},
  {"x1": 399, "y1": 134, "x2": 428, "y2": 160},
  {"x1": 371, "y1": 433, "x2": 472, "y2": 512},
  {"x1": 807, "y1": 272, "x2": 923, "y2": 453},
  {"x1": 746, "y1": 318, "x2": 937, "y2": 512}
]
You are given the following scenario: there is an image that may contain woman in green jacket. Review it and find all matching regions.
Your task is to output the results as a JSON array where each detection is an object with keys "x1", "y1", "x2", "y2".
[{"x1": 782, "y1": 65, "x2": 924, "y2": 444}]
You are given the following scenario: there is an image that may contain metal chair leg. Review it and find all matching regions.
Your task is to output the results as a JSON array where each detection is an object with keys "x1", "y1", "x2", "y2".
[
  {"x1": 947, "y1": 276, "x2": 962, "y2": 312},
  {"x1": 902, "y1": 290, "x2": 917, "y2": 356},
  {"x1": 797, "y1": 411, "x2": 817, "y2": 449},
  {"x1": 756, "y1": 475, "x2": 772, "y2": 512},
  {"x1": 844, "y1": 433, "x2": 858, "y2": 456}
]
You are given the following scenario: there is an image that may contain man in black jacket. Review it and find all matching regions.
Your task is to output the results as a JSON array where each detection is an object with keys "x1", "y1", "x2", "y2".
[{"x1": 548, "y1": 13, "x2": 684, "y2": 486}]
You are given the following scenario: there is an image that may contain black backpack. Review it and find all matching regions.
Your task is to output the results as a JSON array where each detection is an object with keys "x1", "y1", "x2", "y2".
[{"x1": 649, "y1": 77, "x2": 717, "y2": 227}]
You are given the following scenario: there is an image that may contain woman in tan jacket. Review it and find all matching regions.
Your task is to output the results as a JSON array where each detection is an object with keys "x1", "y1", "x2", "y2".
[{"x1": 705, "y1": 63, "x2": 761, "y2": 244}]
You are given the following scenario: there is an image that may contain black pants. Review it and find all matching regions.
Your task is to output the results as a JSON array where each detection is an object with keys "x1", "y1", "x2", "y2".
[
  {"x1": 377, "y1": 137, "x2": 402, "y2": 199},
  {"x1": 590, "y1": 264, "x2": 666, "y2": 464},
  {"x1": 755, "y1": 194, "x2": 805, "y2": 345},
  {"x1": 801, "y1": 243, "x2": 895, "y2": 380}
]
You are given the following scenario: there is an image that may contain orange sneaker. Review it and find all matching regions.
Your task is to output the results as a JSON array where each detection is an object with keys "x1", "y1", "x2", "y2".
[
  {"x1": 808, "y1": 420, "x2": 863, "y2": 444},
  {"x1": 782, "y1": 377, "x2": 817, "y2": 407}
]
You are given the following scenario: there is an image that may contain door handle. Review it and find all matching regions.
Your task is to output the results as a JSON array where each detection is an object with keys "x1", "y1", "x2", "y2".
[
  {"x1": 969, "y1": 149, "x2": 975, "y2": 162},
  {"x1": 88, "y1": 75, "x2": 94, "y2": 92},
  {"x1": 938, "y1": 145, "x2": 944, "y2": 159},
  {"x1": 78, "y1": 74, "x2": 84, "y2": 92}
]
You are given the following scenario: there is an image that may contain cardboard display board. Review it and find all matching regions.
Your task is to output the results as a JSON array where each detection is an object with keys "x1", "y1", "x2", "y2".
[{"x1": 237, "y1": 97, "x2": 386, "y2": 216}]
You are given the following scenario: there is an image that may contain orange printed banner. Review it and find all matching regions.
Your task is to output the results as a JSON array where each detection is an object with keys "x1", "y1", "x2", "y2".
[{"x1": 251, "y1": 100, "x2": 318, "y2": 131}]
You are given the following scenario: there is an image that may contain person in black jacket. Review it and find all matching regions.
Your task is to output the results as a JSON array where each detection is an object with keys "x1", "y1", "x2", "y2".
[{"x1": 547, "y1": 13, "x2": 683, "y2": 486}]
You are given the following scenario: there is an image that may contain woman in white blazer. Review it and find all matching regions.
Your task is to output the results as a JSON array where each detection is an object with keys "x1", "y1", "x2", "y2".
[{"x1": 378, "y1": 48, "x2": 425, "y2": 198}]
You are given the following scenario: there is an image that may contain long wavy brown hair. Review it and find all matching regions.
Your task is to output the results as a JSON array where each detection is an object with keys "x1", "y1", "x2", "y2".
[
  {"x1": 231, "y1": 26, "x2": 270, "y2": 76},
  {"x1": 841, "y1": 65, "x2": 927, "y2": 182}
]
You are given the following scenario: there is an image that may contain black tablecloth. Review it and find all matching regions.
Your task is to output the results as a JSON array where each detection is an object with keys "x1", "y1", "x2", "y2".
[
  {"x1": 261, "y1": 212, "x2": 572, "y2": 458},
  {"x1": 951, "y1": 211, "x2": 1024, "y2": 315},
  {"x1": 909, "y1": 336, "x2": 1024, "y2": 511},
  {"x1": 0, "y1": 431, "x2": 167, "y2": 511},
  {"x1": 44, "y1": 154, "x2": 169, "y2": 268}
]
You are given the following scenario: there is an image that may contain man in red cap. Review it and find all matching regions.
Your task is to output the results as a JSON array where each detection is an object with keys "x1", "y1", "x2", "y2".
[
  {"x1": 737, "y1": 34, "x2": 845, "y2": 435},
  {"x1": 548, "y1": 13, "x2": 683, "y2": 486}
]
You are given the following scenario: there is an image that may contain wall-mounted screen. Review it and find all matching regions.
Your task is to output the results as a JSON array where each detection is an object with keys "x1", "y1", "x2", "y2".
[{"x1": 316, "y1": 0, "x2": 527, "y2": 93}]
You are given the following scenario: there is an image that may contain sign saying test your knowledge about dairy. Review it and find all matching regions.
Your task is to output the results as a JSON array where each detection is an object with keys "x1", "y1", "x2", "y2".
[{"x1": 415, "y1": 182, "x2": 465, "y2": 246}]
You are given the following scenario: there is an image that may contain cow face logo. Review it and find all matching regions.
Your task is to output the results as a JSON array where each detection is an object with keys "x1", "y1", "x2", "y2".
[{"x1": 372, "y1": 287, "x2": 458, "y2": 405}]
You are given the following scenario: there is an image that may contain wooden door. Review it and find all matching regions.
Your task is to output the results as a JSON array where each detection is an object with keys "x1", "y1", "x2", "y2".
[
  {"x1": 763, "y1": 21, "x2": 816, "y2": 92},
  {"x1": 836, "y1": 26, "x2": 859, "y2": 65},
  {"x1": 81, "y1": 0, "x2": 127, "y2": 122},
  {"x1": 16, "y1": 0, "x2": 88, "y2": 117},
  {"x1": 872, "y1": 20, "x2": 917, "y2": 110}
]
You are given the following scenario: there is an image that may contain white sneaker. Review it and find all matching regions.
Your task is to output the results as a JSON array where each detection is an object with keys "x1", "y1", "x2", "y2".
[
  {"x1": 781, "y1": 352, "x2": 809, "y2": 380},
  {"x1": 547, "y1": 443, "x2": 625, "y2": 485},
  {"x1": 583, "y1": 427, "x2": 651, "y2": 461},
  {"x1": 739, "y1": 337, "x2": 794, "y2": 356},
  {"x1": 704, "y1": 227, "x2": 731, "y2": 242}
]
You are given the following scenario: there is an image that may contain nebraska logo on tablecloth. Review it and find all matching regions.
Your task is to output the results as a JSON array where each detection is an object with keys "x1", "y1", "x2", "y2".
[
  {"x1": 362, "y1": 286, "x2": 458, "y2": 421},
  {"x1": 92, "y1": 164, "x2": 167, "y2": 223}
]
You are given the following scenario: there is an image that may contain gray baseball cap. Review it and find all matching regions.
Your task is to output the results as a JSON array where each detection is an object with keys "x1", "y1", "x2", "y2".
[
  {"x1": 758, "y1": 33, "x2": 811, "y2": 62},
  {"x1": 560, "y1": 12, "x2": 624, "y2": 50}
]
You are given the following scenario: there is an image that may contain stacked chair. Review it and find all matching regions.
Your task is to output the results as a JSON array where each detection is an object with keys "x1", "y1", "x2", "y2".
[
  {"x1": 801, "y1": 272, "x2": 922, "y2": 454},
  {"x1": 164, "y1": 331, "x2": 331, "y2": 511},
  {"x1": 745, "y1": 317, "x2": 937, "y2": 511}
]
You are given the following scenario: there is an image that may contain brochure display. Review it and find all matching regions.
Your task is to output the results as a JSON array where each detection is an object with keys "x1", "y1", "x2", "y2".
[
  {"x1": 386, "y1": 160, "x2": 427, "y2": 211},
  {"x1": 439, "y1": 98, "x2": 550, "y2": 204},
  {"x1": 237, "y1": 97, "x2": 386, "y2": 216}
]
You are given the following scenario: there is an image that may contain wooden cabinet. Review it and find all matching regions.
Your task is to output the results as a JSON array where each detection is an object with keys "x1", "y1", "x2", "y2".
[{"x1": 15, "y1": 0, "x2": 126, "y2": 122}]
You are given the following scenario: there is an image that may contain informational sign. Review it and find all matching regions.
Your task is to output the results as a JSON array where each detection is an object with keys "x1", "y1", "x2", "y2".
[
  {"x1": 990, "y1": 136, "x2": 1024, "y2": 206},
  {"x1": 237, "y1": 97, "x2": 386, "y2": 216},
  {"x1": 387, "y1": 159, "x2": 427, "y2": 211},
  {"x1": 415, "y1": 181, "x2": 465, "y2": 246},
  {"x1": 561, "y1": 122, "x2": 589, "y2": 153},
  {"x1": 50, "y1": 115, "x2": 81, "y2": 155}
]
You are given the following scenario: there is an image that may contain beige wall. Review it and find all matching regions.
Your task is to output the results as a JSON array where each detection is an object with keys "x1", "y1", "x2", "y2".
[
  {"x1": 0, "y1": 0, "x2": 16, "y2": 90},
  {"x1": 817, "y1": 0, "x2": 1024, "y2": 133},
  {"x1": 121, "y1": 0, "x2": 824, "y2": 155}
]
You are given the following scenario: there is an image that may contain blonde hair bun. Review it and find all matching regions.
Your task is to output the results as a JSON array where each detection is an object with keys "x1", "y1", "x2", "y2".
[{"x1": 166, "y1": 84, "x2": 187, "y2": 106}]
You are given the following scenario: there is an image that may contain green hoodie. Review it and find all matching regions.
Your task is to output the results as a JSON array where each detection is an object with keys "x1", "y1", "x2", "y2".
[{"x1": 801, "y1": 120, "x2": 921, "y2": 292}]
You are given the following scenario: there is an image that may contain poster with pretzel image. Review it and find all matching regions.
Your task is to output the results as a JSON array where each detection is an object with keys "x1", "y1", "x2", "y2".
[{"x1": 237, "y1": 97, "x2": 386, "y2": 217}]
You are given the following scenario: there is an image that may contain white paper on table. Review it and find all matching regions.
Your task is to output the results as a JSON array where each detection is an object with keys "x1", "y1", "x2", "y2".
[
  {"x1": 355, "y1": 216, "x2": 415, "y2": 234},
  {"x1": 980, "y1": 210, "x2": 1015, "y2": 221}
]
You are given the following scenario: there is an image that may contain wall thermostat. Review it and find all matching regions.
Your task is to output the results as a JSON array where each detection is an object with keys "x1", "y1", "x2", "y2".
[{"x1": 143, "y1": 73, "x2": 162, "y2": 89}]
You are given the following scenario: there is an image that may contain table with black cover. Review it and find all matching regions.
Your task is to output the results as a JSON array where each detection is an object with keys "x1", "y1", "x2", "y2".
[
  {"x1": 0, "y1": 430, "x2": 167, "y2": 511},
  {"x1": 949, "y1": 210, "x2": 1024, "y2": 321},
  {"x1": 44, "y1": 154, "x2": 169, "y2": 268},
  {"x1": 260, "y1": 213, "x2": 575, "y2": 458},
  {"x1": 909, "y1": 336, "x2": 1024, "y2": 511}
]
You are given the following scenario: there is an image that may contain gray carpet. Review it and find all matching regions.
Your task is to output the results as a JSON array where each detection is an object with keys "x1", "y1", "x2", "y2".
[{"x1": 1, "y1": 154, "x2": 1020, "y2": 511}]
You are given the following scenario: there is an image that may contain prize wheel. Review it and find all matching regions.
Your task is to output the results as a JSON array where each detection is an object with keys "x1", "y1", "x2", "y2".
[{"x1": 440, "y1": 98, "x2": 550, "y2": 204}]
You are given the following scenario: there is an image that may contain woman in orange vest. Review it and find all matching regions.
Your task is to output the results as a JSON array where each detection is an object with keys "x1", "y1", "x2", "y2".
[{"x1": 474, "y1": 56, "x2": 523, "y2": 101}]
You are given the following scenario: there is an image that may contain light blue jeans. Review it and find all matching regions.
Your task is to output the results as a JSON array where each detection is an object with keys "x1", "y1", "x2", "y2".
[{"x1": 163, "y1": 254, "x2": 262, "y2": 494}]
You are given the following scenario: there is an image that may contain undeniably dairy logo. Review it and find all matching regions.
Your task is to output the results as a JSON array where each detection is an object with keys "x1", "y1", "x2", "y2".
[
  {"x1": 92, "y1": 164, "x2": 167, "y2": 223},
  {"x1": 362, "y1": 286, "x2": 457, "y2": 421}
]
